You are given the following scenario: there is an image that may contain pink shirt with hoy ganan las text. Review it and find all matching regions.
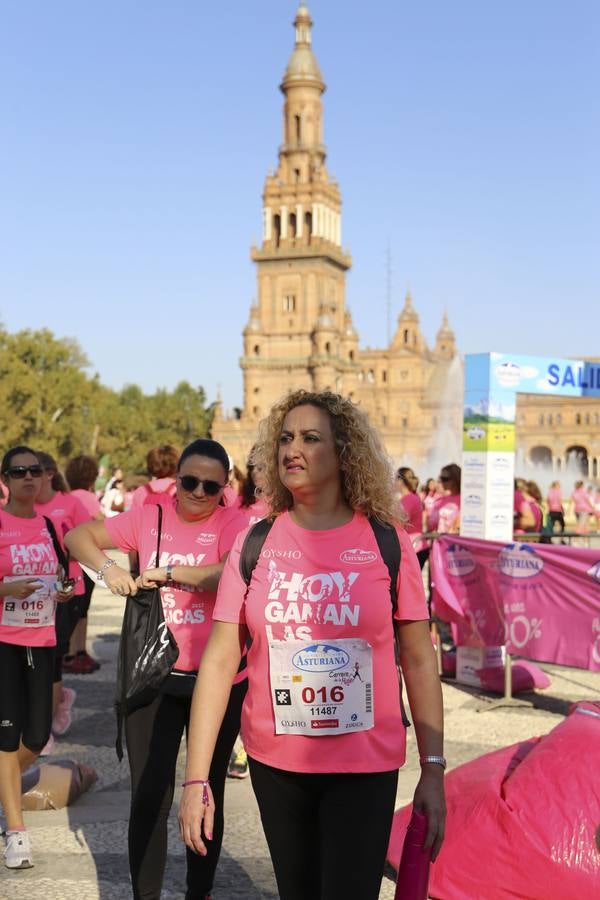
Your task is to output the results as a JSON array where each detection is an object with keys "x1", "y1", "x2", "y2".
[
  {"x1": 0, "y1": 511, "x2": 60, "y2": 647},
  {"x1": 214, "y1": 511, "x2": 429, "y2": 774},
  {"x1": 105, "y1": 498, "x2": 245, "y2": 672}
]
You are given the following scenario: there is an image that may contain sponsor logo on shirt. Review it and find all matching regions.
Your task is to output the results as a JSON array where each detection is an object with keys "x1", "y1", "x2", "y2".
[
  {"x1": 291, "y1": 643, "x2": 350, "y2": 673},
  {"x1": 498, "y1": 544, "x2": 543, "y2": 578},
  {"x1": 196, "y1": 533, "x2": 216, "y2": 545},
  {"x1": 339, "y1": 549, "x2": 377, "y2": 564},
  {"x1": 0, "y1": 530, "x2": 20, "y2": 538},
  {"x1": 150, "y1": 528, "x2": 173, "y2": 542},
  {"x1": 262, "y1": 548, "x2": 302, "y2": 560}
]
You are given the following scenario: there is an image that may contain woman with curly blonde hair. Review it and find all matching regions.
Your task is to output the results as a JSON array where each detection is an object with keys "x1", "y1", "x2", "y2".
[{"x1": 180, "y1": 390, "x2": 445, "y2": 900}]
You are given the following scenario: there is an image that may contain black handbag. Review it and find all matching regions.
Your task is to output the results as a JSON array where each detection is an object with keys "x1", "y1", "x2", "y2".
[{"x1": 114, "y1": 504, "x2": 179, "y2": 759}]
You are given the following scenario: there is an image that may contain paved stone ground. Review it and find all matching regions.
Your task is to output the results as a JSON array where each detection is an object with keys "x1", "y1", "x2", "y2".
[{"x1": 2, "y1": 555, "x2": 599, "y2": 898}]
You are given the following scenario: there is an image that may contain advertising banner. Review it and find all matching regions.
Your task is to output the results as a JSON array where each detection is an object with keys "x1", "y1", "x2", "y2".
[
  {"x1": 461, "y1": 352, "x2": 600, "y2": 541},
  {"x1": 431, "y1": 536, "x2": 600, "y2": 671}
]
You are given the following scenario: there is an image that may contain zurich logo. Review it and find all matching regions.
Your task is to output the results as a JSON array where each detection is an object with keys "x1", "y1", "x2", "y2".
[
  {"x1": 446, "y1": 545, "x2": 476, "y2": 577},
  {"x1": 498, "y1": 544, "x2": 544, "y2": 579},
  {"x1": 292, "y1": 643, "x2": 350, "y2": 673}
]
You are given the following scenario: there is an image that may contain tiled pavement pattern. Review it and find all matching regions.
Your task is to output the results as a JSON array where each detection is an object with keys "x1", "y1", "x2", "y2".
[{"x1": 3, "y1": 552, "x2": 599, "y2": 898}]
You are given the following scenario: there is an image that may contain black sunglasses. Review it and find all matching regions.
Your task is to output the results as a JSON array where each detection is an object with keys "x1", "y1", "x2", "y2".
[
  {"x1": 177, "y1": 474, "x2": 225, "y2": 496},
  {"x1": 4, "y1": 465, "x2": 44, "y2": 479}
]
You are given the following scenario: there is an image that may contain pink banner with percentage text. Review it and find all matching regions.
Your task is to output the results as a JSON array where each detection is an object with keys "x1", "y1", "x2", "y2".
[{"x1": 431, "y1": 536, "x2": 600, "y2": 671}]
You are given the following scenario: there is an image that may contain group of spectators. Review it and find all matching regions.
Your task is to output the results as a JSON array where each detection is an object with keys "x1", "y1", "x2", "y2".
[
  {"x1": 0, "y1": 390, "x2": 445, "y2": 899},
  {"x1": 515, "y1": 478, "x2": 600, "y2": 537}
]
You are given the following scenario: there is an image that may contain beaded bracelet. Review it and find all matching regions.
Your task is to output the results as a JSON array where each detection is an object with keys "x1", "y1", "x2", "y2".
[{"x1": 181, "y1": 779, "x2": 210, "y2": 805}]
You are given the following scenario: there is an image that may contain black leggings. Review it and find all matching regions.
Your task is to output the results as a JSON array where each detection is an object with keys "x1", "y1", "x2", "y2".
[
  {"x1": 125, "y1": 678, "x2": 246, "y2": 900},
  {"x1": 249, "y1": 757, "x2": 399, "y2": 900},
  {"x1": 0, "y1": 642, "x2": 54, "y2": 753}
]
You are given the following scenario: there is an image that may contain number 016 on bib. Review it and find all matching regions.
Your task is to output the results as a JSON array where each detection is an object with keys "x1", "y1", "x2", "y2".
[{"x1": 268, "y1": 638, "x2": 374, "y2": 736}]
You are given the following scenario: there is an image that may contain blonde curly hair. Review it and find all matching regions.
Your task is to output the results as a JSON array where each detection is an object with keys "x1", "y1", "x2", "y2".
[{"x1": 253, "y1": 390, "x2": 400, "y2": 524}]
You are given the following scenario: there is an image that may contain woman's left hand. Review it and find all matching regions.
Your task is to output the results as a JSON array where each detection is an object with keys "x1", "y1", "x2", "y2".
[
  {"x1": 137, "y1": 567, "x2": 168, "y2": 589},
  {"x1": 412, "y1": 766, "x2": 446, "y2": 861}
]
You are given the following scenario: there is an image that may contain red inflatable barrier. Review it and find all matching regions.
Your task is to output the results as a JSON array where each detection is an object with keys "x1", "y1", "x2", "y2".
[{"x1": 388, "y1": 701, "x2": 600, "y2": 899}]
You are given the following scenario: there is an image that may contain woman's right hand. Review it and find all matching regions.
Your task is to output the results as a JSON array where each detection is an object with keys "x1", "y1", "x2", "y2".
[
  {"x1": 102, "y1": 564, "x2": 138, "y2": 597},
  {"x1": 178, "y1": 782, "x2": 215, "y2": 856}
]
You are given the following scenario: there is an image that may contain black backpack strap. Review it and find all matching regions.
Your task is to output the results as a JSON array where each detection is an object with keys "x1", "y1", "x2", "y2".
[
  {"x1": 368, "y1": 517, "x2": 411, "y2": 728},
  {"x1": 239, "y1": 518, "x2": 274, "y2": 585},
  {"x1": 367, "y1": 517, "x2": 400, "y2": 615},
  {"x1": 155, "y1": 502, "x2": 163, "y2": 562},
  {"x1": 43, "y1": 516, "x2": 69, "y2": 573}
]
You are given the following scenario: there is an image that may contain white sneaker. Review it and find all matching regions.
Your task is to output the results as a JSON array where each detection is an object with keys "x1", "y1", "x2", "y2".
[{"x1": 4, "y1": 830, "x2": 34, "y2": 869}]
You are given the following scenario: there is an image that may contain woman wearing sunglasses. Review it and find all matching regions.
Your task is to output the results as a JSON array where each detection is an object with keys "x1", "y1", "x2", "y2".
[
  {"x1": 0, "y1": 446, "x2": 72, "y2": 870},
  {"x1": 65, "y1": 439, "x2": 246, "y2": 900}
]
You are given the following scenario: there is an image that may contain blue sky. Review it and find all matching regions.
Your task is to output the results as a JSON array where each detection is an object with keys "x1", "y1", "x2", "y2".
[{"x1": 1, "y1": 1, "x2": 598, "y2": 411}]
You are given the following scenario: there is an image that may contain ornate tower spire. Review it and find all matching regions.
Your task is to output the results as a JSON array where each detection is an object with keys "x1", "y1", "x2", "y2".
[
  {"x1": 434, "y1": 310, "x2": 456, "y2": 359},
  {"x1": 254, "y1": 3, "x2": 350, "y2": 260},
  {"x1": 240, "y1": 5, "x2": 353, "y2": 421},
  {"x1": 392, "y1": 289, "x2": 426, "y2": 352}
]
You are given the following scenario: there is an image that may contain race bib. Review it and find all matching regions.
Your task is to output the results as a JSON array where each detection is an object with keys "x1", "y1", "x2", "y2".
[
  {"x1": 1, "y1": 576, "x2": 57, "y2": 628},
  {"x1": 269, "y1": 638, "x2": 374, "y2": 736}
]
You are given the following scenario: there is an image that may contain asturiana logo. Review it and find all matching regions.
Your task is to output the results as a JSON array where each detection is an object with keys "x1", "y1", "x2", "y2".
[
  {"x1": 292, "y1": 643, "x2": 350, "y2": 673},
  {"x1": 196, "y1": 533, "x2": 216, "y2": 545},
  {"x1": 498, "y1": 544, "x2": 543, "y2": 579},
  {"x1": 464, "y1": 494, "x2": 483, "y2": 508},
  {"x1": 446, "y1": 545, "x2": 476, "y2": 577},
  {"x1": 340, "y1": 549, "x2": 377, "y2": 564},
  {"x1": 495, "y1": 361, "x2": 521, "y2": 387}
]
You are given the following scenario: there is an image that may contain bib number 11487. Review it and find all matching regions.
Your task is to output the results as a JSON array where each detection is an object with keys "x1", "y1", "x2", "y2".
[{"x1": 268, "y1": 638, "x2": 374, "y2": 736}]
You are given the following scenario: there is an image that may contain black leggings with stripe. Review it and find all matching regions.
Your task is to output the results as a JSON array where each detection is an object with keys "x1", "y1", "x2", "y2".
[{"x1": 125, "y1": 678, "x2": 246, "y2": 900}]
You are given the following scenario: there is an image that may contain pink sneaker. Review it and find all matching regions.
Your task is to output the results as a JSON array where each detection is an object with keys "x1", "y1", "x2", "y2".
[{"x1": 52, "y1": 687, "x2": 76, "y2": 735}]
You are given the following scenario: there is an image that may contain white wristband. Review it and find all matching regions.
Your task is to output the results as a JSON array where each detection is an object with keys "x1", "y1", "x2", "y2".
[{"x1": 420, "y1": 755, "x2": 447, "y2": 769}]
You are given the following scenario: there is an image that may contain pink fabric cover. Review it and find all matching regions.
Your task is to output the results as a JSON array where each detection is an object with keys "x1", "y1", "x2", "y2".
[
  {"x1": 388, "y1": 701, "x2": 600, "y2": 899},
  {"x1": 476, "y1": 659, "x2": 551, "y2": 694}
]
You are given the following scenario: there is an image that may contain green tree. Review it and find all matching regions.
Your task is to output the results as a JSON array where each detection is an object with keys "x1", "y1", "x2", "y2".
[{"x1": 0, "y1": 326, "x2": 213, "y2": 474}]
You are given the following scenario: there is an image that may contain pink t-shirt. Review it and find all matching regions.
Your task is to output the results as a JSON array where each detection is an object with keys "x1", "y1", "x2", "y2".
[
  {"x1": 214, "y1": 511, "x2": 429, "y2": 774},
  {"x1": 399, "y1": 492, "x2": 423, "y2": 535},
  {"x1": 572, "y1": 488, "x2": 593, "y2": 514},
  {"x1": 36, "y1": 492, "x2": 90, "y2": 596},
  {"x1": 237, "y1": 498, "x2": 271, "y2": 528},
  {"x1": 71, "y1": 489, "x2": 102, "y2": 519},
  {"x1": 547, "y1": 488, "x2": 563, "y2": 513},
  {"x1": 428, "y1": 495, "x2": 460, "y2": 534},
  {"x1": 399, "y1": 492, "x2": 426, "y2": 554},
  {"x1": 105, "y1": 499, "x2": 245, "y2": 672},
  {"x1": 130, "y1": 478, "x2": 177, "y2": 509},
  {"x1": 0, "y1": 511, "x2": 60, "y2": 647}
]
